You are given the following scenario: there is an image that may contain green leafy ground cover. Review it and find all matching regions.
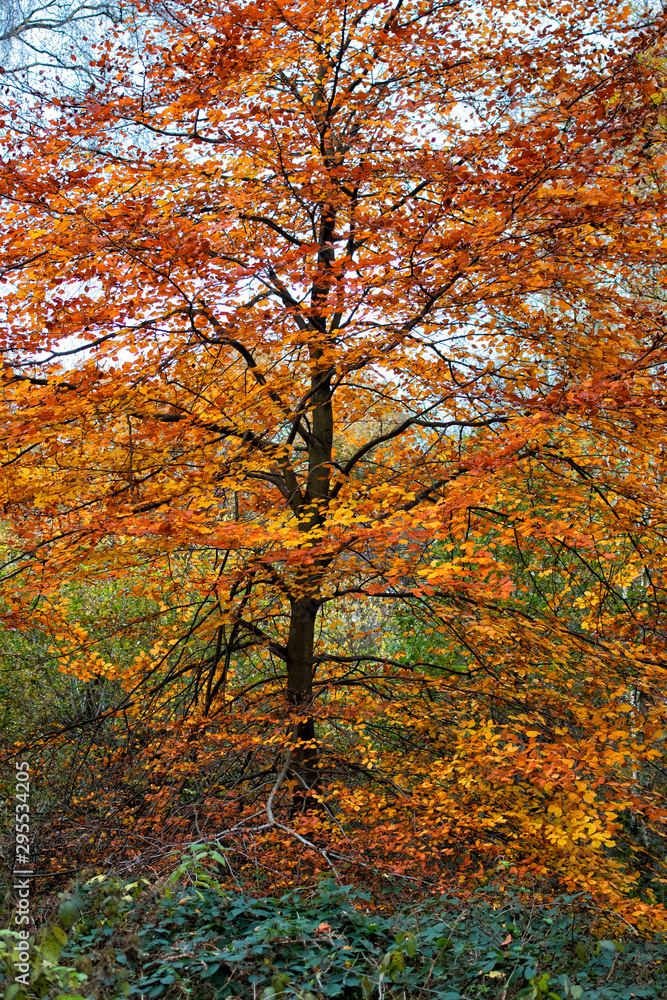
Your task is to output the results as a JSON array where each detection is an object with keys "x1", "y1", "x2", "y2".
[{"x1": 1, "y1": 849, "x2": 667, "y2": 1000}]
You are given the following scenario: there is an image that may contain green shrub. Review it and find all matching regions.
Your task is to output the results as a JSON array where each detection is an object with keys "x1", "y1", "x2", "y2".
[{"x1": 2, "y1": 850, "x2": 667, "y2": 999}]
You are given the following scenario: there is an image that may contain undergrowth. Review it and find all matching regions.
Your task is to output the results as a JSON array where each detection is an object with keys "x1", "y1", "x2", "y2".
[{"x1": 1, "y1": 845, "x2": 666, "y2": 1000}]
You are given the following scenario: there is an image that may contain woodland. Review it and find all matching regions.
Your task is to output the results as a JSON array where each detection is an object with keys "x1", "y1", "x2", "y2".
[{"x1": 2, "y1": 0, "x2": 667, "y2": 997}]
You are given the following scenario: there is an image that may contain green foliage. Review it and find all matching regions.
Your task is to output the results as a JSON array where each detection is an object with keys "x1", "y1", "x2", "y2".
[
  {"x1": 0, "y1": 925, "x2": 89, "y2": 1000},
  {"x1": 2, "y1": 859, "x2": 665, "y2": 1000}
]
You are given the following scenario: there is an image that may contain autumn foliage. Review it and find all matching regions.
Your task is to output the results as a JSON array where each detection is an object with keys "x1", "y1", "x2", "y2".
[{"x1": 1, "y1": 0, "x2": 667, "y2": 929}]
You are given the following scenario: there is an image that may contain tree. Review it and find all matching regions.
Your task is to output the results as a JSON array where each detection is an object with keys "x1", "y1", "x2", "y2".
[
  {"x1": 0, "y1": 1, "x2": 126, "y2": 93},
  {"x1": 1, "y1": 0, "x2": 667, "y2": 922}
]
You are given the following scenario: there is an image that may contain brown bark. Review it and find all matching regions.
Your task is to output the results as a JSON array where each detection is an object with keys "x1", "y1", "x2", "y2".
[{"x1": 286, "y1": 594, "x2": 321, "y2": 812}]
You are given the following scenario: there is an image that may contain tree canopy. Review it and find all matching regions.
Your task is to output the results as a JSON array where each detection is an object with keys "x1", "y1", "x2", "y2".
[{"x1": 1, "y1": 0, "x2": 667, "y2": 928}]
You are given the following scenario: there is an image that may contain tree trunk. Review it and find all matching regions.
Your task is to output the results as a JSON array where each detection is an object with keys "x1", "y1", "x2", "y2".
[
  {"x1": 286, "y1": 594, "x2": 320, "y2": 812},
  {"x1": 282, "y1": 177, "x2": 336, "y2": 812}
]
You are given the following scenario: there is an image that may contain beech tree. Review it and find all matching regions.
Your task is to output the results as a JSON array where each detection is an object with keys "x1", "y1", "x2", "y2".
[{"x1": 2, "y1": 0, "x2": 667, "y2": 922}]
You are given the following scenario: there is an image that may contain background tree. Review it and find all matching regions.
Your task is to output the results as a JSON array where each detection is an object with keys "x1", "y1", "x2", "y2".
[
  {"x1": 0, "y1": 1, "x2": 128, "y2": 94},
  {"x1": 1, "y1": 0, "x2": 667, "y2": 924}
]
